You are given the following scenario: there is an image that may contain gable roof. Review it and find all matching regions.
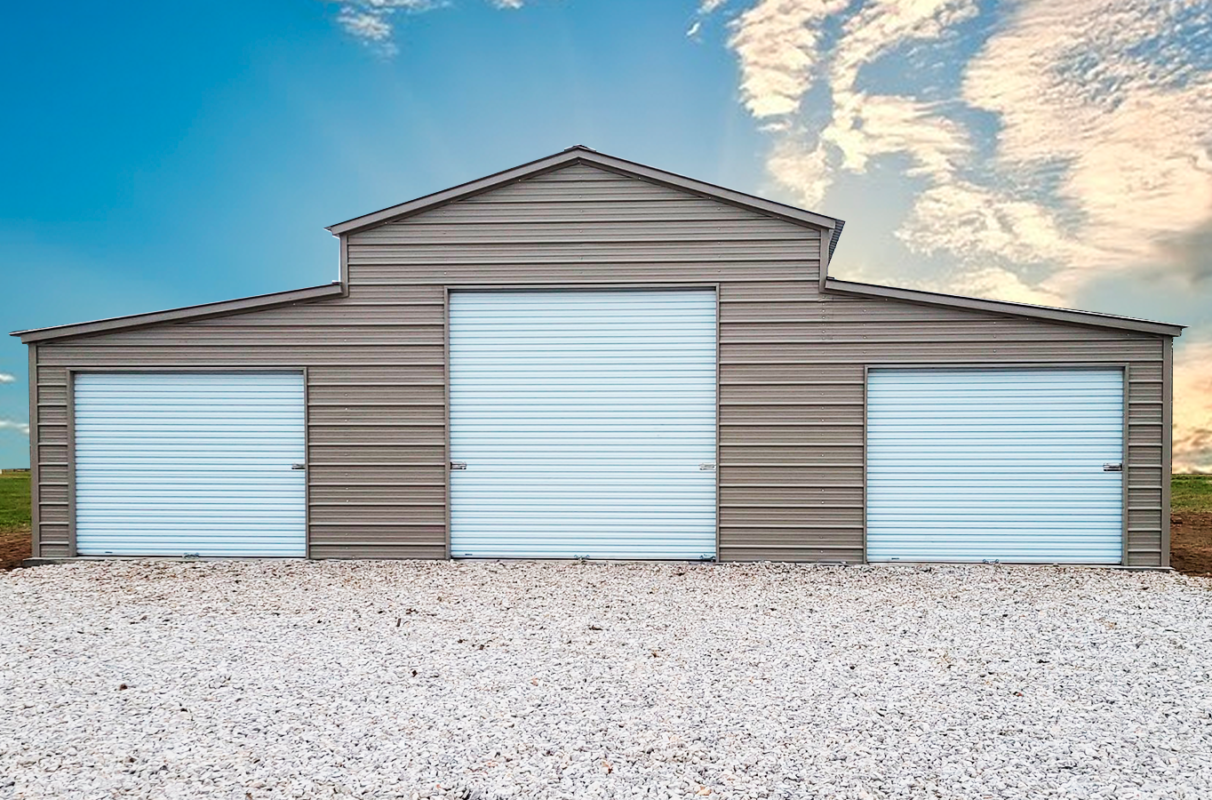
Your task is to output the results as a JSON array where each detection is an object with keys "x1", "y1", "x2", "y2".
[
  {"x1": 11, "y1": 146, "x2": 1183, "y2": 342},
  {"x1": 327, "y1": 145, "x2": 847, "y2": 259}
]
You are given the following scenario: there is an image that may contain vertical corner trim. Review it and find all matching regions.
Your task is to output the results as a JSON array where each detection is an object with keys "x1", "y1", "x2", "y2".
[
  {"x1": 65, "y1": 369, "x2": 78, "y2": 558},
  {"x1": 1120, "y1": 363, "x2": 1130, "y2": 567},
  {"x1": 818, "y1": 229, "x2": 831, "y2": 294},
  {"x1": 27, "y1": 344, "x2": 39, "y2": 559},
  {"x1": 443, "y1": 285, "x2": 452, "y2": 560},
  {"x1": 302, "y1": 366, "x2": 312, "y2": 559},
  {"x1": 1162, "y1": 338, "x2": 1174, "y2": 568},
  {"x1": 339, "y1": 234, "x2": 350, "y2": 297}
]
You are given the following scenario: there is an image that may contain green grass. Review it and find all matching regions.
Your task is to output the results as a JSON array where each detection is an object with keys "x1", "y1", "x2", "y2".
[
  {"x1": 1173, "y1": 474, "x2": 1212, "y2": 514},
  {"x1": 0, "y1": 472, "x2": 31, "y2": 529},
  {"x1": 0, "y1": 470, "x2": 1206, "y2": 532}
]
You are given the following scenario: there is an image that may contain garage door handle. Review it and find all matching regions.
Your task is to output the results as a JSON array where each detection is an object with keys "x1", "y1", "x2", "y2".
[
  {"x1": 1103, "y1": 463, "x2": 1122, "y2": 472},
  {"x1": 291, "y1": 463, "x2": 307, "y2": 470}
]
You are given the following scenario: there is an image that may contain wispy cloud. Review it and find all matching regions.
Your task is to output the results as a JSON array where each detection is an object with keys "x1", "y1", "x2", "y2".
[
  {"x1": 0, "y1": 420, "x2": 29, "y2": 437},
  {"x1": 326, "y1": 0, "x2": 524, "y2": 56},
  {"x1": 935, "y1": 0, "x2": 1212, "y2": 294},
  {"x1": 0, "y1": 373, "x2": 16, "y2": 384},
  {"x1": 710, "y1": 0, "x2": 1212, "y2": 470},
  {"x1": 713, "y1": 0, "x2": 1212, "y2": 293},
  {"x1": 728, "y1": 0, "x2": 848, "y2": 121}
]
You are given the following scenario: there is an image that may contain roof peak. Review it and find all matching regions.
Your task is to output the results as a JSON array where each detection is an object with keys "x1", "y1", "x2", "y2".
[{"x1": 326, "y1": 146, "x2": 844, "y2": 249}]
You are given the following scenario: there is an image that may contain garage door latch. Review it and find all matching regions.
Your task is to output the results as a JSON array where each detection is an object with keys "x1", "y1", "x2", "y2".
[
  {"x1": 450, "y1": 461, "x2": 468, "y2": 470},
  {"x1": 1103, "y1": 463, "x2": 1123, "y2": 472},
  {"x1": 699, "y1": 462, "x2": 716, "y2": 471},
  {"x1": 291, "y1": 463, "x2": 306, "y2": 470}
]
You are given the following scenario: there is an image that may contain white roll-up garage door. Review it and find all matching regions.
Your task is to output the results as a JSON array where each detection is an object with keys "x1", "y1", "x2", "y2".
[
  {"x1": 74, "y1": 372, "x2": 306, "y2": 557},
  {"x1": 449, "y1": 290, "x2": 718, "y2": 559},
  {"x1": 866, "y1": 368, "x2": 1124, "y2": 564}
]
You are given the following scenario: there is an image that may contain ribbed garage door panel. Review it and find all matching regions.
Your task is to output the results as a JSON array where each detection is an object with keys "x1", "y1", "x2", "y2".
[
  {"x1": 74, "y1": 372, "x2": 306, "y2": 557},
  {"x1": 866, "y1": 368, "x2": 1123, "y2": 564},
  {"x1": 450, "y1": 290, "x2": 717, "y2": 559}
]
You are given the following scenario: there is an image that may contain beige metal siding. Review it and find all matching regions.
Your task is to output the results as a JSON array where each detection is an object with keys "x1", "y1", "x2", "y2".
[
  {"x1": 715, "y1": 292, "x2": 1166, "y2": 565},
  {"x1": 34, "y1": 292, "x2": 448, "y2": 559},
  {"x1": 28, "y1": 161, "x2": 1170, "y2": 565},
  {"x1": 32, "y1": 360, "x2": 71, "y2": 557}
]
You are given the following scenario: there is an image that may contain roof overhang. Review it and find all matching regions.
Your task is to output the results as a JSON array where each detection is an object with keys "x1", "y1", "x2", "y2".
[
  {"x1": 11, "y1": 283, "x2": 344, "y2": 344},
  {"x1": 823, "y1": 278, "x2": 1184, "y2": 337},
  {"x1": 327, "y1": 146, "x2": 845, "y2": 258}
]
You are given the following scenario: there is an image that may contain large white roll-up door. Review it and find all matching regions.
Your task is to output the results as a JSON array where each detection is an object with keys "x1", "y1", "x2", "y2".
[
  {"x1": 449, "y1": 290, "x2": 718, "y2": 559},
  {"x1": 74, "y1": 372, "x2": 306, "y2": 557},
  {"x1": 866, "y1": 368, "x2": 1124, "y2": 564}
]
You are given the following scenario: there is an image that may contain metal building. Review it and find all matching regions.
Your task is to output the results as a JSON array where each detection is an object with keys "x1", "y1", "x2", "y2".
[{"x1": 12, "y1": 147, "x2": 1183, "y2": 566}]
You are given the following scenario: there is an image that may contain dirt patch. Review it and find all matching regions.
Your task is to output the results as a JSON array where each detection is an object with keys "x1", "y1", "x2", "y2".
[
  {"x1": 1170, "y1": 512, "x2": 1212, "y2": 577},
  {"x1": 0, "y1": 527, "x2": 30, "y2": 571}
]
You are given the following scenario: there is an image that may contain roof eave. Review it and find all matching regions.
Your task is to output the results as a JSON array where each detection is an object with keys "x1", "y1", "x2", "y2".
[
  {"x1": 823, "y1": 278, "x2": 1184, "y2": 337},
  {"x1": 11, "y1": 283, "x2": 345, "y2": 344}
]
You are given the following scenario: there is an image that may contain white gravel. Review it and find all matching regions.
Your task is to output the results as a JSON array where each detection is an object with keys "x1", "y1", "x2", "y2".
[{"x1": 1, "y1": 561, "x2": 1210, "y2": 799}]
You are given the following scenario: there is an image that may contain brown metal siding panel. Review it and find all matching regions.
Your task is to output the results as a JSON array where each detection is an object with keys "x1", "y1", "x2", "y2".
[
  {"x1": 350, "y1": 241, "x2": 818, "y2": 265},
  {"x1": 39, "y1": 540, "x2": 71, "y2": 559},
  {"x1": 32, "y1": 363, "x2": 72, "y2": 558},
  {"x1": 38, "y1": 346, "x2": 446, "y2": 367},
  {"x1": 34, "y1": 298, "x2": 448, "y2": 560},
  {"x1": 1120, "y1": 337, "x2": 1169, "y2": 567},
  {"x1": 344, "y1": 284, "x2": 446, "y2": 303},
  {"x1": 349, "y1": 263, "x2": 818, "y2": 285},
  {"x1": 29, "y1": 161, "x2": 1169, "y2": 565},
  {"x1": 722, "y1": 340, "x2": 1162, "y2": 363},
  {"x1": 309, "y1": 543, "x2": 446, "y2": 560},
  {"x1": 717, "y1": 282, "x2": 1165, "y2": 563}
]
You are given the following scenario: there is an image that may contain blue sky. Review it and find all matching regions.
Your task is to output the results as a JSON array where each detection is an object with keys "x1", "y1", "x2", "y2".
[{"x1": 2, "y1": 0, "x2": 1210, "y2": 470}]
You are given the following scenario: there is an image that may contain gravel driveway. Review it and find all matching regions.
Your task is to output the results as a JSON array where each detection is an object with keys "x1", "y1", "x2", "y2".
[{"x1": 1, "y1": 561, "x2": 1210, "y2": 799}]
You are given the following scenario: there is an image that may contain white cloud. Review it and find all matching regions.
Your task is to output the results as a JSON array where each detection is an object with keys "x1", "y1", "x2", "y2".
[
  {"x1": 720, "y1": 0, "x2": 992, "y2": 241},
  {"x1": 828, "y1": 0, "x2": 978, "y2": 94},
  {"x1": 0, "y1": 373, "x2": 16, "y2": 384},
  {"x1": 715, "y1": 0, "x2": 1212, "y2": 289},
  {"x1": 727, "y1": 0, "x2": 849, "y2": 119},
  {"x1": 766, "y1": 136, "x2": 833, "y2": 207},
  {"x1": 711, "y1": 0, "x2": 1212, "y2": 468},
  {"x1": 0, "y1": 420, "x2": 29, "y2": 437},
  {"x1": 824, "y1": 93, "x2": 971, "y2": 181},
  {"x1": 327, "y1": 0, "x2": 522, "y2": 55},
  {"x1": 955, "y1": 0, "x2": 1212, "y2": 279},
  {"x1": 897, "y1": 180, "x2": 1087, "y2": 271}
]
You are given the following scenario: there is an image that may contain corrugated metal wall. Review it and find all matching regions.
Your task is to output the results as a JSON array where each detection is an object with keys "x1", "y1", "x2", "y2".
[{"x1": 27, "y1": 161, "x2": 1171, "y2": 565}]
